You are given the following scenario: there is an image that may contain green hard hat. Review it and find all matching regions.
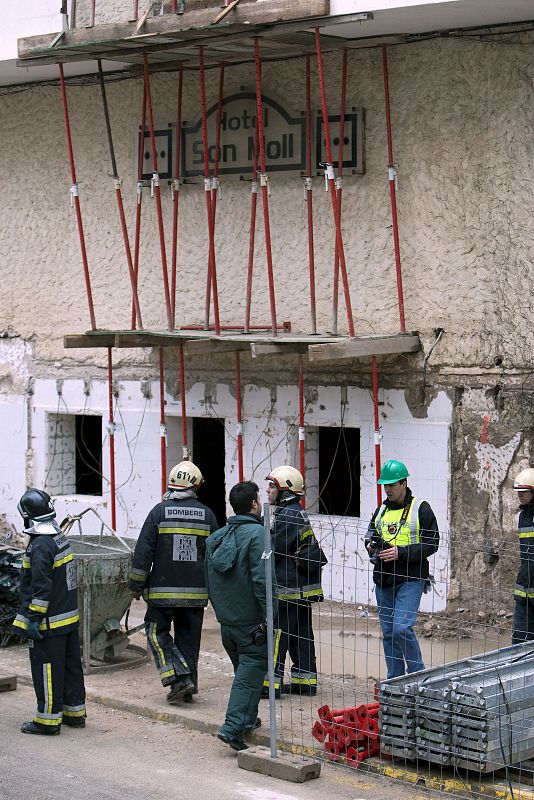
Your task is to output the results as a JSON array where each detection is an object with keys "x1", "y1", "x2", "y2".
[{"x1": 377, "y1": 459, "x2": 410, "y2": 484}]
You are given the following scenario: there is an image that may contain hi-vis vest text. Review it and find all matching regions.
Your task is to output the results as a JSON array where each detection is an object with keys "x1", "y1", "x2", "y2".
[
  {"x1": 374, "y1": 497, "x2": 423, "y2": 547},
  {"x1": 514, "y1": 519, "x2": 534, "y2": 599}
]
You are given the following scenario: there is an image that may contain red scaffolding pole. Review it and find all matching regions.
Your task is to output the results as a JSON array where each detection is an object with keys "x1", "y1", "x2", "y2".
[
  {"x1": 97, "y1": 60, "x2": 143, "y2": 330},
  {"x1": 58, "y1": 63, "x2": 96, "y2": 331},
  {"x1": 253, "y1": 38, "x2": 278, "y2": 337},
  {"x1": 382, "y1": 45, "x2": 407, "y2": 334},
  {"x1": 131, "y1": 82, "x2": 147, "y2": 329},
  {"x1": 244, "y1": 123, "x2": 259, "y2": 333},
  {"x1": 298, "y1": 355, "x2": 306, "y2": 509},
  {"x1": 314, "y1": 30, "x2": 355, "y2": 339},
  {"x1": 179, "y1": 343, "x2": 189, "y2": 459},
  {"x1": 371, "y1": 356, "x2": 382, "y2": 506},
  {"x1": 159, "y1": 348, "x2": 167, "y2": 495},
  {"x1": 332, "y1": 49, "x2": 348, "y2": 337},
  {"x1": 304, "y1": 55, "x2": 317, "y2": 335},
  {"x1": 199, "y1": 47, "x2": 221, "y2": 335},
  {"x1": 171, "y1": 67, "x2": 184, "y2": 327},
  {"x1": 143, "y1": 56, "x2": 174, "y2": 331},
  {"x1": 107, "y1": 348, "x2": 117, "y2": 530},
  {"x1": 235, "y1": 352, "x2": 244, "y2": 482},
  {"x1": 205, "y1": 65, "x2": 225, "y2": 328}
]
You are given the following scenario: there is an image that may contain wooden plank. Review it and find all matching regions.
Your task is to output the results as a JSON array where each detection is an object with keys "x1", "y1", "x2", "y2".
[
  {"x1": 0, "y1": 676, "x2": 17, "y2": 692},
  {"x1": 250, "y1": 342, "x2": 309, "y2": 357},
  {"x1": 185, "y1": 340, "x2": 249, "y2": 355},
  {"x1": 308, "y1": 334, "x2": 421, "y2": 361},
  {"x1": 64, "y1": 333, "x2": 115, "y2": 349}
]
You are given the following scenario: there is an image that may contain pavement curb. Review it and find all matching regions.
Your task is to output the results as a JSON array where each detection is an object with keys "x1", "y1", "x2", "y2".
[{"x1": 14, "y1": 674, "x2": 534, "y2": 800}]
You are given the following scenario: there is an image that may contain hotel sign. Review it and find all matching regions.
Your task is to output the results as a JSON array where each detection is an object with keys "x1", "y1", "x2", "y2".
[{"x1": 140, "y1": 92, "x2": 364, "y2": 181}]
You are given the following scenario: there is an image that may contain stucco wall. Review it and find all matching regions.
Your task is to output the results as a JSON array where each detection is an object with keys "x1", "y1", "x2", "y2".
[{"x1": 1, "y1": 36, "x2": 533, "y2": 367}]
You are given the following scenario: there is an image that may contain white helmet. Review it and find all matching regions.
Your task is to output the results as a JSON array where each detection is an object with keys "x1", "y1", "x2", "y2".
[
  {"x1": 266, "y1": 465, "x2": 304, "y2": 496},
  {"x1": 513, "y1": 468, "x2": 534, "y2": 492},
  {"x1": 168, "y1": 460, "x2": 203, "y2": 490}
]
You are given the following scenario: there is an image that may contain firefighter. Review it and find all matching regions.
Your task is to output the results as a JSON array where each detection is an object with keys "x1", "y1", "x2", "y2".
[
  {"x1": 13, "y1": 489, "x2": 86, "y2": 735},
  {"x1": 366, "y1": 459, "x2": 439, "y2": 679},
  {"x1": 129, "y1": 460, "x2": 219, "y2": 703},
  {"x1": 262, "y1": 466, "x2": 326, "y2": 698},
  {"x1": 512, "y1": 468, "x2": 534, "y2": 643}
]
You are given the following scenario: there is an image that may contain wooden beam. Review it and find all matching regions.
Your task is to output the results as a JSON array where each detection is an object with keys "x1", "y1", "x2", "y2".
[
  {"x1": 308, "y1": 334, "x2": 421, "y2": 361},
  {"x1": 184, "y1": 340, "x2": 250, "y2": 355},
  {"x1": 64, "y1": 333, "x2": 115, "y2": 348},
  {"x1": 250, "y1": 342, "x2": 309, "y2": 357}
]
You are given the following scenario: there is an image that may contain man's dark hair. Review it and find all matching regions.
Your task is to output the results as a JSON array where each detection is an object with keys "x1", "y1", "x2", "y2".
[{"x1": 229, "y1": 481, "x2": 260, "y2": 515}]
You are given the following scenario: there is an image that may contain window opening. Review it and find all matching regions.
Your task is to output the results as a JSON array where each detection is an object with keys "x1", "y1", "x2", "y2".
[
  {"x1": 317, "y1": 426, "x2": 360, "y2": 517},
  {"x1": 192, "y1": 417, "x2": 226, "y2": 526}
]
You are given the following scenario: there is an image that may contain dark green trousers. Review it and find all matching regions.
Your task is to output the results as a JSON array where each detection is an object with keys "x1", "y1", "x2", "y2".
[{"x1": 219, "y1": 623, "x2": 267, "y2": 738}]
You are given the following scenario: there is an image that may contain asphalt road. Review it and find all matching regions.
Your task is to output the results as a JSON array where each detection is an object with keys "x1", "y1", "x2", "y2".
[{"x1": 0, "y1": 686, "x2": 424, "y2": 800}]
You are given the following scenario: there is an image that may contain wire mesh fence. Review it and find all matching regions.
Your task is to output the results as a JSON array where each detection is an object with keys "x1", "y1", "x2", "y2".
[{"x1": 269, "y1": 513, "x2": 534, "y2": 799}]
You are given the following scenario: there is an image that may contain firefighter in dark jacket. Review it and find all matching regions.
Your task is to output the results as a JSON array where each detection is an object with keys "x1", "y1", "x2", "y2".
[
  {"x1": 13, "y1": 489, "x2": 86, "y2": 735},
  {"x1": 366, "y1": 459, "x2": 439, "y2": 679},
  {"x1": 262, "y1": 465, "x2": 327, "y2": 697},
  {"x1": 512, "y1": 468, "x2": 534, "y2": 644},
  {"x1": 129, "y1": 460, "x2": 218, "y2": 703}
]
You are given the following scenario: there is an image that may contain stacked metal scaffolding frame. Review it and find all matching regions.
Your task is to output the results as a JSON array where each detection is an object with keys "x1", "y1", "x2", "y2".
[
  {"x1": 378, "y1": 642, "x2": 534, "y2": 773},
  {"x1": 50, "y1": 30, "x2": 418, "y2": 527}
]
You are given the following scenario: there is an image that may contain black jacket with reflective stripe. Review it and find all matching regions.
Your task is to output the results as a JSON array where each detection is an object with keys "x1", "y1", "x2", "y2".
[
  {"x1": 515, "y1": 501, "x2": 534, "y2": 595},
  {"x1": 13, "y1": 531, "x2": 79, "y2": 638},
  {"x1": 130, "y1": 497, "x2": 219, "y2": 607},
  {"x1": 272, "y1": 499, "x2": 326, "y2": 602}
]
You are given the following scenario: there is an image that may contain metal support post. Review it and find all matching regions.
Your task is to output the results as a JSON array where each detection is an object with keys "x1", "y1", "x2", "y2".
[
  {"x1": 298, "y1": 356, "x2": 306, "y2": 509},
  {"x1": 170, "y1": 67, "x2": 184, "y2": 327},
  {"x1": 262, "y1": 502, "x2": 277, "y2": 759},
  {"x1": 236, "y1": 352, "x2": 244, "y2": 481},
  {"x1": 382, "y1": 45, "x2": 407, "y2": 333},
  {"x1": 332, "y1": 49, "x2": 348, "y2": 337},
  {"x1": 372, "y1": 356, "x2": 382, "y2": 505},
  {"x1": 159, "y1": 348, "x2": 167, "y2": 495},
  {"x1": 305, "y1": 55, "x2": 317, "y2": 335},
  {"x1": 179, "y1": 343, "x2": 189, "y2": 459},
  {"x1": 107, "y1": 348, "x2": 117, "y2": 531}
]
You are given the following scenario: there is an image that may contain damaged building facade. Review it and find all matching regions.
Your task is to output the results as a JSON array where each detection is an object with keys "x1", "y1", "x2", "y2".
[{"x1": 0, "y1": 0, "x2": 533, "y2": 621}]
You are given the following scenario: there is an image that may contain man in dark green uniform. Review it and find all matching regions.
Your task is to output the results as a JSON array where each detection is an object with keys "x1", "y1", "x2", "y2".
[{"x1": 205, "y1": 481, "x2": 276, "y2": 752}]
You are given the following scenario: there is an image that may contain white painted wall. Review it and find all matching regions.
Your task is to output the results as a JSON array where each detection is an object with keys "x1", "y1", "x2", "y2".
[{"x1": 1, "y1": 375, "x2": 451, "y2": 609}]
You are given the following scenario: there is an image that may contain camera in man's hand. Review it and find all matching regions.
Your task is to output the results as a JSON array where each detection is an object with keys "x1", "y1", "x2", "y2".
[
  {"x1": 251, "y1": 622, "x2": 267, "y2": 645},
  {"x1": 368, "y1": 533, "x2": 389, "y2": 565}
]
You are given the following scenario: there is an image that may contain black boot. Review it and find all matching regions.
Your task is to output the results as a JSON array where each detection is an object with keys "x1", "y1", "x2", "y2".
[
  {"x1": 167, "y1": 676, "x2": 195, "y2": 705},
  {"x1": 21, "y1": 721, "x2": 60, "y2": 736},
  {"x1": 62, "y1": 717, "x2": 86, "y2": 728},
  {"x1": 217, "y1": 732, "x2": 248, "y2": 751}
]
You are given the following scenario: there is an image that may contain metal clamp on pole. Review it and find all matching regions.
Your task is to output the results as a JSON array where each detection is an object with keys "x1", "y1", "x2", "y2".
[
  {"x1": 69, "y1": 183, "x2": 79, "y2": 207},
  {"x1": 150, "y1": 172, "x2": 160, "y2": 197},
  {"x1": 106, "y1": 421, "x2": 116, "y2": 435},
  {"x1": 303, "y1": 176, "x2": 312, "y2": 201},
  {"x1": 262, "y1": 502, "x2": 277, "y2": 759},
  {"x1": 204, "y1": 176, "x2": 211, "y2": 193},
  {"x1": 299, "y1": 426, "x2": 305, "y2": 441},
  {"x1": 259, "y1": 172, "x2": 271, "y2": 197},
  {"x1": 335, "y1": 176, "x2": 343, "y2": 191},
  {"x1": 136, "y1": 180, "x2": 144, "y2": 204},
  {"x1": 160, "y1": 423, "x2": 167, "y2": 445},
  {"x1": 171, "y1": 177, "x2": 181, "y2": 197},
  {"x1": 374, "y1": 429, "x2": 383, "y2": 445},
  {"x1": 236, "y1": 422, "x2": 243, "y2": 437},
  {"x1": 251, "y1": 179, "x2": 258, "y2": 195},
  {"x1": 388, "y1": 164, "x2": 398, "y2": 190},
  {"x1": 211, "y1": 176, "x2": 222, "y2": 199}
]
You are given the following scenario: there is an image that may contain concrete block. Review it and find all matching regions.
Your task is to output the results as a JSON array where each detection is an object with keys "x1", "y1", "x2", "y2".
[
  {"x1": 237, "y1": 746, "x2": 321, "y2": 783},
  {"x1": 0, "y1": 675, "x2": 17, "y2": 692}
]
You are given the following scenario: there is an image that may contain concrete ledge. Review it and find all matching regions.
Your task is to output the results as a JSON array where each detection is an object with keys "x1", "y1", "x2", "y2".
[{"x1": 237, "y1": 745, "x2": 321, "y2": 783}]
